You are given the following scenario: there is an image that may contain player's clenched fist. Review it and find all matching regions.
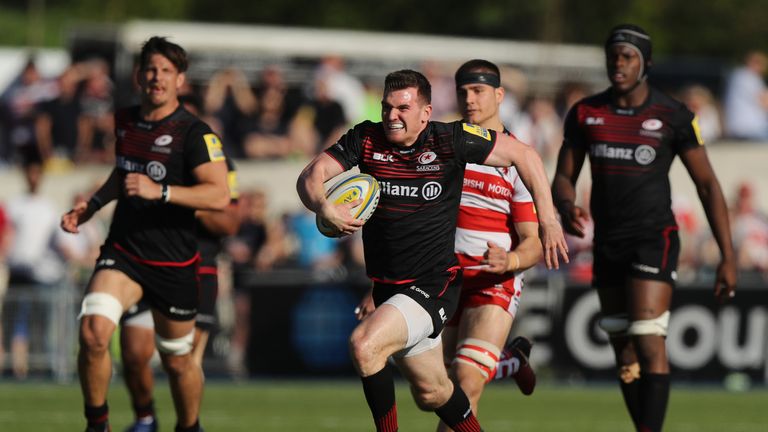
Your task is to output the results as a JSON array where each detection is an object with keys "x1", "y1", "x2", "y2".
[
  {"x1": 61, "y1": 200, "x2": 93, "y2": 234},
  {"x1": 125, "y1": 172, "x2": 161, "y2": 200}
]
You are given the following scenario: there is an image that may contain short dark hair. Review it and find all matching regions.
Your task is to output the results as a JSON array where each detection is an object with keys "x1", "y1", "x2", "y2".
[
  {"x1": 139, "y1": 36, "x2": 188, "y2": 73},
  {"x1": 384, "y1": 69, "x2": 431, "y2": 104},
  {"x1": 455, "y1": 59, "x2": 500, "y2": 80}
]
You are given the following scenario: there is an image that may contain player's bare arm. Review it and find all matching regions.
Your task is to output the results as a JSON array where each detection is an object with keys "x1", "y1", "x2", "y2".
[
  {"x1": 196, "y1": 203, "x2": 240, "y2": 237},
  {"x1": 124, "y1": 160, "x2": 229, "y2": 210},
  {"x1": 482, "y1": 221, "x2": 542, "y2": 274},
  {"x1": 61, "y1": 168, "x2": 122, "y2": 233},
  {"x1": 552, "y1": 143, "x2": 591, "y2": 237},
  {"x1": 679, "y1": 146, "x2": 737, "y2": 301},
  {"x1": 485, "y1": 133, "x2": 569, "y2": 269},
  {"x1": 355, "y1": 287, "x2": 375, "y2": 321},
  {"x1": 296, "y1": 152, "x2": 364, "y2": 234}
]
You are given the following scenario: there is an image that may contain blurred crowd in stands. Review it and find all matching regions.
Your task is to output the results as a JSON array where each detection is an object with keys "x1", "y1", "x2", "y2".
[{"x1": 0, "y1": 50, "x2": 767, "y2": 378}]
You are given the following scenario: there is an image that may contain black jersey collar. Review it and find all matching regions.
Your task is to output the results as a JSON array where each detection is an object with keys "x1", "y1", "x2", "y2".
[
  {"x1": 393, "y1": 121, "x2": 433, "y2": 154},
  {"x1": 608, "y1": 87, "x2": 654, "y2": 116}
]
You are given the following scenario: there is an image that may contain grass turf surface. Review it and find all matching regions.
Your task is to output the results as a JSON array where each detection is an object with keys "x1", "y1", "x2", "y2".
[{"x1": 0, "y1": 380, "x2": 765, "y2": 431}]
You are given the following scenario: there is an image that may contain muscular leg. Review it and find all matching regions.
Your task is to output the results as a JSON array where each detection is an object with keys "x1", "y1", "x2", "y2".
[
  {"x1": 349, "y1": 304, "x2": 409, "y2": 432},
  {"x1": 437, "y1": 304, "x2": 512, "y2": 432},
  {"x1": 121, "y1": 321, "x2": 157, "y2": 426},
  {"x1": 192, "y1": 329, "x2": 210, "y2": 368},
  {"x1": 396, "y1": 344, "x2": 481, "y2": 432},
  {"x1": 628, "y1": 278, "x2": 673, "y2": 432},
  {"x1": 598, "y1": 284, "x2": 641, "y2": 428},
  {"x1": 152, "y1": 312, "x2": 202, "y2": 429},
  {"x1": 79, "y1": 270, "x2": 143, "y2": 427}
]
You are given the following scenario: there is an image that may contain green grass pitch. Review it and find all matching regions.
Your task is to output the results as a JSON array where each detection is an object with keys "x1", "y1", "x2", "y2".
[{"x1": 0, "y1": 380, "x2": 765, "y2": 431}]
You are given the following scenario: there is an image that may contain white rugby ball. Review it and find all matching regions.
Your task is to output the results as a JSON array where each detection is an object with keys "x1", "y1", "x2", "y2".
[{"x1": 316, "y1": 173, "x2": 380, "y2": 237}]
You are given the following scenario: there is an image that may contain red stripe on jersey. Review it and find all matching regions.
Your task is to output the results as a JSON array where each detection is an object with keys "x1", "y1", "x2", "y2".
[
  {"x1": 437, "y1": 266, "x2": 461, "y2": 298},
  {"x1": 458, "y1": 206, "x2": 511, "y2": 232},
  {"x1": 114, "y1": 242, "x2": 200, "y2": 267},
  {"x1": 323, "y1": 152, "x2": 345, "y2": 171},
  {"x1": 198, "y1": 266, "x2": 218, "y2": 275}
]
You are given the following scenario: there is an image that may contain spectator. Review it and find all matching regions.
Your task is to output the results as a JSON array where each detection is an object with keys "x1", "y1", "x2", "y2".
[
  {"x1": 681, "y1": 85, "x2": 722, "y2": 144},
  {"x1": 224, "y1": 189, "x2": 289, "y2": 376},
  {"x1": 526, "y1": 96, "x2": 563, "y2": 162},
  {"x1": 723, "y1": 51, "x2": 768, "y2": 141},
  {"x1": 203, "y1": 68, "x2": 258, "y2": 159},
  {"x1": 35, "y1": 65, "x2": 85, "y2": 165},
  {"x1": 75, "y1": 60, "x2": 115, "y2": 163},
  {"x1": 242, "y1": 66, "x2": 306, "y2": 158},
  {"x1": 314, "y1": 56, "x2": 366, "y2": 124},
  {"x1": 0, "y1": 58, "x2": 57, "y2": 165},
  {"x1": 305, "y1": 75, "x2": 347, "y2": 154},
  {"x1": 730, "y1": 182, "x2": 768, "y2": 272},
  {"x1": 6, "y1": 159, "x2": 65, "y2": 378}
]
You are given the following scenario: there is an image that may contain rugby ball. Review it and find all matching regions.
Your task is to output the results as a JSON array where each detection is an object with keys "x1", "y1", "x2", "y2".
[{"x1": 316, "y1": 173, "x2": 380, "y2": 237}]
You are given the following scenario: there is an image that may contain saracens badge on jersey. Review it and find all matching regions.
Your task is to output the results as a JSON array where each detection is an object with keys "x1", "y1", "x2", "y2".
[
  {"x1": 634, "y1": 144, "x2": 656, "y2": 165},
  {"x1": 146, "y1": 161, "x2": 167, "y2": 181}
]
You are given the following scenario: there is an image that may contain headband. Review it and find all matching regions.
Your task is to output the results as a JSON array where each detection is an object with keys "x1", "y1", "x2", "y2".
[{"x1": 455, "y1": 72, "x2": 501, "y2": 88}]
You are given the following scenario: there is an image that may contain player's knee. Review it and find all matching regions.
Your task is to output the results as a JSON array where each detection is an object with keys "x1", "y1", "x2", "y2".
[
  {"x1": 349, "y1": 330, "x2": 382, "y2": 372},
  {"x1": 454, "y1": 364, "x2": 486, "y2": 400},
  {"x1": 410, "y1": 380, "x2": 451, "y2": 411},
  {"x1": 79, "y1": 316, "x2": 116, "y2": 354},
  {"x1": 453, "y1": 338, "x2": 500, "y2": 383}
]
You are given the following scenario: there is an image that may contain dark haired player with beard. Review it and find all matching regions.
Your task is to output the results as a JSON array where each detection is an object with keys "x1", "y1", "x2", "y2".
[
  {"x1": 61, "y1": 37, "x2": 229, "y2": 432},
  {"x1": 298, "y1": 69, "x2": 567, "y2": 432},
  {"x1": 552, "y1": 24, "x2": 736, "y2": 432}
]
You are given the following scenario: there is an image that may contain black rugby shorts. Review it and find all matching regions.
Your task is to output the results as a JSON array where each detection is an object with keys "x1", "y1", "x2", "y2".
[
  {"x1": 96, "y1": 243, "x2": 199, "y2": 321},
  {"x1": 593, "y1": 227, "x2": 680, "y2": 288},
  {"x1": 372, "y1": 267, "x2": 462, "y2": 338}
]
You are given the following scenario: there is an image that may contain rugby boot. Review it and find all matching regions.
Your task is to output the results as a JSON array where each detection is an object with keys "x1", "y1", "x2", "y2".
[
  {"x1": 124, "y1": 417, "x2": 157, "y2": 432},
  {"x1": 499, "y1": 336, "x2": 536, "y2": 395}
]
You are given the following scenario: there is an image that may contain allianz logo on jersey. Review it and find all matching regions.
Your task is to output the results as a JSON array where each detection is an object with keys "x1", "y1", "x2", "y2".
[
  {"x1": 591, "y1": 143, "x2": 656, "y2": 165},
  {"x1": 380, "y1": 180, "x2": 443, "y2": 200},
  {"x1": 117, "y1": 156, "x2": 168, "y2": 181}
]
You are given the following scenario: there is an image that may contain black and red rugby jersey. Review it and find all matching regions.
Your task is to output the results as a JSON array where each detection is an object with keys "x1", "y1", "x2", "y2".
[
  {"x1": 108, "y1": 105, "x2": 225, "y2": 264},
  {"x1": 197, "y1": 157, "x2": 239, "y2": 267},
  {"x1": 563, "y1": 87, "x2": 703, "y2": 242},
  {"x1": 325, "y1": 120, "x2": 497, "y2": 282}
]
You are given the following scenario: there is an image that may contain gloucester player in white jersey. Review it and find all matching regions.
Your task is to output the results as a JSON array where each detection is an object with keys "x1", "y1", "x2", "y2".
[{"x1": 436, "y1": 60, "x2": 543, "y2": 432}]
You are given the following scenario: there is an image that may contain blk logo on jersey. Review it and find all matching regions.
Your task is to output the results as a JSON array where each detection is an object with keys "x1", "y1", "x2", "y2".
[
  {"x1": 146, "y1": 161, "x2": 167, "y2": 181},
  {"x1": 373, "y1": 152, "x2": 394, "y2": 162},
  {"x1": 586, "y1": 117, "x2": 604, "y2": 125}
]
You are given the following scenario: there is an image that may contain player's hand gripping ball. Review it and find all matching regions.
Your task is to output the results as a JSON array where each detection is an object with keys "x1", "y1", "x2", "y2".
[{"x1": 316, "y1": 173, "x2": 380, "y2": 237}]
